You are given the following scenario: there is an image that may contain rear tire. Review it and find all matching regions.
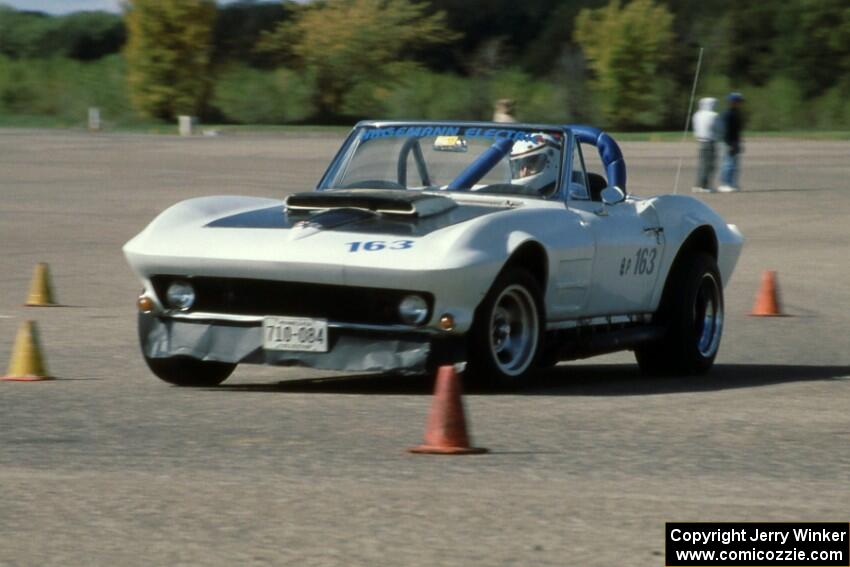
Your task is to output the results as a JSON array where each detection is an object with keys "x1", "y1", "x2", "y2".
[
  {"x1": 144, "y1": 355, "x2": 235, "y2": 387},
  {"x1": 467, "y1": 268, "x2": 544, "y2": 388},
  {"x1": 635, "y1": 253, "x2": 724, "y2": 375}
]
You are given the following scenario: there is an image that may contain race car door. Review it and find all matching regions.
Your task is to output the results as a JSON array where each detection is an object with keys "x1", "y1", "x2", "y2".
[
  {"x1": 572, "y1": 197, "x2": 666, "y2": 315},
  {"x1": 565, "y1": 139, "x2": 666, "y2": 315}
]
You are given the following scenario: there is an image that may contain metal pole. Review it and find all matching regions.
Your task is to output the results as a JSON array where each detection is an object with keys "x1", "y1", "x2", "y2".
[{"x1": 673, "y1": 47, "x2": 704, "y2": 195}]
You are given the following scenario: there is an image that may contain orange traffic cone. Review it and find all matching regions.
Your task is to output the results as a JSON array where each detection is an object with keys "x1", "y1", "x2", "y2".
[
  {"x1": 1, "y1": 320, "x2": 54, "y2": 381},
  {"x1": 25, "y1": 263, "x2": 58, "y2": 306},
  {"x1": 750, "y1": 270, "x2": 784, "y2": 316},
  {"x1": 409, "y1": 365, "x2": 488, "y2": 455}
]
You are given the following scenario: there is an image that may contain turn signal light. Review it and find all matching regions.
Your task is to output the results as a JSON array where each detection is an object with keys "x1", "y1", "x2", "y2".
[{"x1": 137, "y1": 295, "x2": 154, "y2": 313}]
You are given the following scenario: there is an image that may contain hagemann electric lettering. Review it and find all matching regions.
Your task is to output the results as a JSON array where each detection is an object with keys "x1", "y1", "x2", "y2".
[{"x1": 124, "y1": 121, "x2": 743, "y2": 387}]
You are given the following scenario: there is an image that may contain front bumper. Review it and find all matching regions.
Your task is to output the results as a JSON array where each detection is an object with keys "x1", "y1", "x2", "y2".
[{"x1": 138, "y1": 313, "x2": 462, "y2": 374}]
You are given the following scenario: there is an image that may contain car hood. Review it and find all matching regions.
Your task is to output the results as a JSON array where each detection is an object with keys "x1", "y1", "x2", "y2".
[{"x1": 205, "y1": 189, "x2": 513, "y2": 238}]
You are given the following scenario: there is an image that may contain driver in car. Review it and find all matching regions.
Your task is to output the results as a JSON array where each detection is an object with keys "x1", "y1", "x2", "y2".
[{"x1": 509, "y1": 134, "x2": 561, "y2": 196}]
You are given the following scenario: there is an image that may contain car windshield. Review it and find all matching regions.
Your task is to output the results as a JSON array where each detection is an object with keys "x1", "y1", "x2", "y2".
[{"x1": 320, "y1": 124, "x2": 564, "y2": 198}]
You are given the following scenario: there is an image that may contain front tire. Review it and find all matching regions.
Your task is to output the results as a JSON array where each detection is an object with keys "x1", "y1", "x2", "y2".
[
  {"x1": 636, "y1": 253, "x2": 724, "y2": 375},
  {"x1": 144, "y1": 355, "x2": 236, "y2": 387},
  {"x1": 467, "y1": 268, "x2": 544, "y2": 388}
]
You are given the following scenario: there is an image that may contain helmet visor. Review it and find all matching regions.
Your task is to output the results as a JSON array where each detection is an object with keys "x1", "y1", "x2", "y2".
[{"x1": 511, "y1": 153, "x2": 550, "y2": 178}]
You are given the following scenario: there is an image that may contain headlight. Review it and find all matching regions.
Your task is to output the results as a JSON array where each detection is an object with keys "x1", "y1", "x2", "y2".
[
  {"x1": 398, "y1": 294, "x2": 428, "y2": 325},
  {"x1": 166, "y1": 281, "x2": 195, "y2": 311}
]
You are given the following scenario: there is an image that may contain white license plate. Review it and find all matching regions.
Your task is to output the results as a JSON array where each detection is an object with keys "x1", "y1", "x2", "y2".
[{"x1": 263, "y1": 316, "x2": 328, "y2": 352}]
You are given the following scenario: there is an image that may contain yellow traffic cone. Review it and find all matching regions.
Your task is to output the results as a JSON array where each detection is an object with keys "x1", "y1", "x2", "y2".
[
  {"x1": 1, "y1": 320, "x2": 54, "y2": 381},
  {"x1": 25, "y1": 262, "x2": 58, "y2": 306}
]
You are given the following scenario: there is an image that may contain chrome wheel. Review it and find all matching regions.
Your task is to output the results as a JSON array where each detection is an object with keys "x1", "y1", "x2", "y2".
[
  {"x1": 488, "y1": 284, "x2": 539, "y2": 377},
  {"x1": 695, "y1": 272, "x2": 723, "y2": 358}
]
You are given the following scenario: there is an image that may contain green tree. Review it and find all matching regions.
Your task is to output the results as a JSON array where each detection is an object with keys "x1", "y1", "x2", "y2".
[
  {"x1": 258, "y1": 0, "x2": 458, "y2": 117},
  {"x1": 49, "y1": 11, "x2": 126, "y2": 60},
  {"x1": 774, "y1": 0, "x2": 850, "y2": 97},
  {"x1": 719, "y1": 0, "x2": 782, "y2": 86},
  {"x1": 213, "y1": 65, "x2": 315, "y2": 123},
  {"x1": 0, "y1": 6, "x2": 57, "y2": 58},
  {"x1": 0, "y1": 7, "x2": 124, "y2": 60},
  {"x1": 212, "y1": 1, "x2": 294, "y2": 67},
  {"x1": 574, "y1": 0, "x2": 675, "y2": 129},
  {"x1": 124, "y1": 0, "x2": 216, "y2": 120}
]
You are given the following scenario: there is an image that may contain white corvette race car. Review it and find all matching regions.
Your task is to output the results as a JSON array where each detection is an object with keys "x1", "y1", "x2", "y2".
[{"x1": 124, "y1": 121, "x2": 743, "y2": 387}]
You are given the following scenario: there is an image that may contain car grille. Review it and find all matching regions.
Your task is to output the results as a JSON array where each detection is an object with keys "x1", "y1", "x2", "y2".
[{"x1": 150, "y1": 275, "x2": 433, "y2": 326}]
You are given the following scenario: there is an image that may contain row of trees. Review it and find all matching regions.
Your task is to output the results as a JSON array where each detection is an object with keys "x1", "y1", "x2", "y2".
[
  {"x1": 125, "y1": 0, "x2": 681, "y2": 125},
  {"x1": 1, "y1": 0, "x2": 849, "y2": 130},
  {"x1": 0, "y1": 5, "x2": 124, "y2": 59}
]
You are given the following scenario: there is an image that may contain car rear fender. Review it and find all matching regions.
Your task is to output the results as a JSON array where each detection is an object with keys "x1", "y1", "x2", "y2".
[
  {"x1": 648, "y1": 194, "x2": 744, "y2": 311},
  {"x1": 652, "y1": 225, "x2": 717, "y2": 310}
]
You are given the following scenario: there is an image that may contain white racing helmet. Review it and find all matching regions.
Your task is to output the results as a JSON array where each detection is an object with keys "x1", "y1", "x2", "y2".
[{"x1": 510, "y1": 133, "x2": 561, "y2": 194}]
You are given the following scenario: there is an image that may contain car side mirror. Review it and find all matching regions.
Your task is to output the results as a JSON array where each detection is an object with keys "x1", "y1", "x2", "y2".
[
  {"x1": 569, "y1": 181, "x2": 589, "y2": 200},
  {"x1": 600, "y1": 186, "x2": 626, "y2": 205}
]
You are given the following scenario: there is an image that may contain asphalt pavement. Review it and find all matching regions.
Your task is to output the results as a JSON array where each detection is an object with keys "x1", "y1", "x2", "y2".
[{"x1": 0, "y1": 129, "x2": 848, "y2": 566}]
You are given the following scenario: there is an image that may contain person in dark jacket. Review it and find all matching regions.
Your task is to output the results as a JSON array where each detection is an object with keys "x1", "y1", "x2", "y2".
[{"x1": 718, "y1": 92, "x2": 744, "y2": 192}]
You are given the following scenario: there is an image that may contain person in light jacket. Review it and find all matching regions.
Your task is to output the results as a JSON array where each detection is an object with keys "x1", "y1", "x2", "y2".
[{"x1": 692, "y1": 97, "x2": 719, "y2": 193}]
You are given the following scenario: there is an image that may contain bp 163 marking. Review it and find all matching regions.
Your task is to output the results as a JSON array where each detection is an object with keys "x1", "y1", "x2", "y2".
[{"x1": 620, "y1": 247, "x2": 657, "y2": 276}]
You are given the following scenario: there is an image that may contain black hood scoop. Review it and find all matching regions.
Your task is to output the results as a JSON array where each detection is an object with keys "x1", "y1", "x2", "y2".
[{"x1": 285, "y1": 190, "x2": 456, "y2": 218}]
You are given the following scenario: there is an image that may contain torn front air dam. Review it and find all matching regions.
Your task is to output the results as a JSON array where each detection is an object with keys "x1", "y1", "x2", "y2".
[{"x1": 137, "y1": 313, "x2": 437, "y2": 374}]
